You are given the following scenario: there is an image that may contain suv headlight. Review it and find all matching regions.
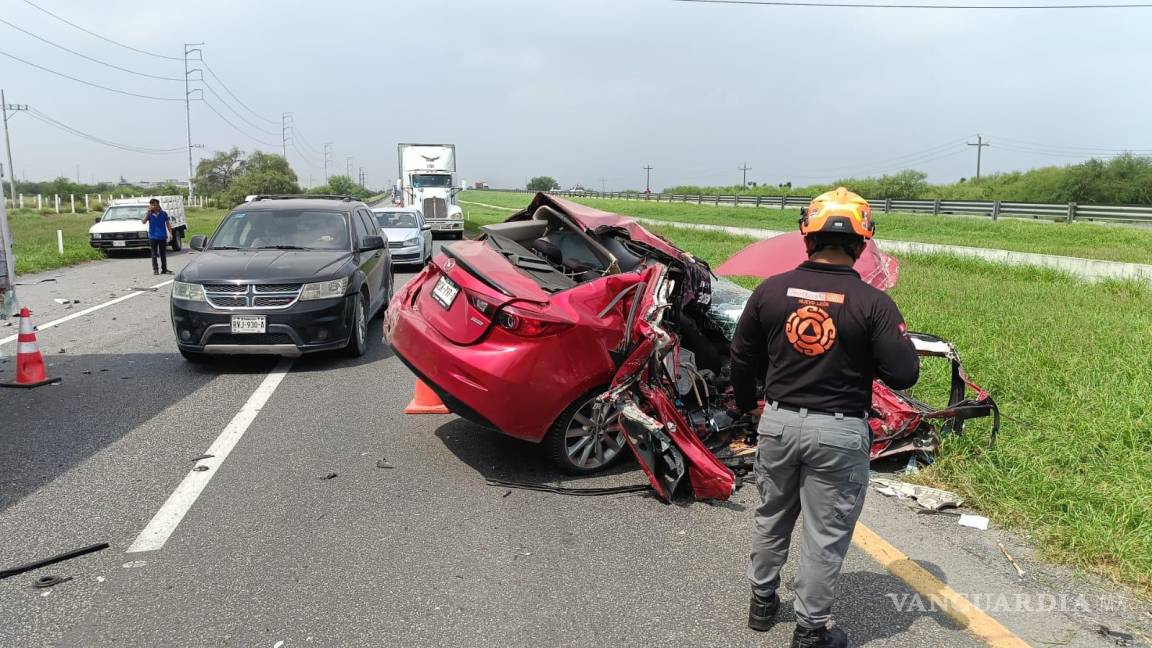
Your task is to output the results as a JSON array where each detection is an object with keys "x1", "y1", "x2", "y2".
[
  {"x1": 91, "y1": 233, "x2": 103, "y2": 240},
  {"x1": 172, "y1": 281, "x2": 206, "y2": 302},
  {"x1": 300, "y1": 276, "x2": 350, "y2": 301},
  {"x1": 450, "y1": 212, "x2": 463, "y2": 220},
  {"x1": 404, "y1": 237, "x2": 421, "y2": 247}
]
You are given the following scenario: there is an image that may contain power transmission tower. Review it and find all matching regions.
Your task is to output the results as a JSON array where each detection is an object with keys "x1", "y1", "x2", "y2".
[
  {"x1": 184, "y1": 44, "x2": 204, "y2": 201},
  {"x1": 600, "y1": 177, "x2": 607, "y2": 193},
  {"x1": 643, "y1": 165, "x2": 653, "y2": 192},
  {"x1": 323, "y1": 143, "x2": 332, "y2": 182},
  {"x1": 346, "y1": 157, "x2": 353, "y2": 181},
  {"x1": 739, "y1": 162, "x2": 752, "y2": 188},
  {"x1": 358, "y1": 167, "x2": 365, "y2": 187},
  {"x1": 968, "y1": 135, "x2": 990, "y2": 181},
  {"x1": 2, "y1": 89, "x2": 28, "y2": 204}
]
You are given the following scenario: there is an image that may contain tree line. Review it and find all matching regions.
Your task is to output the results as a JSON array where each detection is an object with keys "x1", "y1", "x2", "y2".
[{"x1": 663, "y1": 154, "x2": 1152, "y2": 205}]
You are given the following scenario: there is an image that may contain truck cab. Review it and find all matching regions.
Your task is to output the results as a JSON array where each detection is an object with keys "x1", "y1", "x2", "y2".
[
  {"x1": 89, "y1": 196, "x2": 188, "y2": 253},
  {"x1": 396, "y1": 143, "x2": 465, "y2": 239}
]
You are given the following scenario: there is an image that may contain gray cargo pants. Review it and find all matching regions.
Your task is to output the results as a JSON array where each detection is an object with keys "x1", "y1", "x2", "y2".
[{"x1": 748, "y1": 402, "x2": 870, "y2": 629}]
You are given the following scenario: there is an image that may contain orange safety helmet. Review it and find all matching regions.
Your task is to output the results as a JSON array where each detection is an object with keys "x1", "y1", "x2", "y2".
[{"x1": 799, "y1": 187, "x2": 874, "y2": 240}]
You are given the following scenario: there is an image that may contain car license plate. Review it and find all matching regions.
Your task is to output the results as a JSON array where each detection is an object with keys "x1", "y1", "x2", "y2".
[
  {"x1": 230, "y1": 315, "x2": 266, "y2": 334},
  {"x1": 431, "y1": 275, "x2": 459, "y2": 309},
  {"x1": 112, "y1": 240, "x2": 126, "y2": 247}
]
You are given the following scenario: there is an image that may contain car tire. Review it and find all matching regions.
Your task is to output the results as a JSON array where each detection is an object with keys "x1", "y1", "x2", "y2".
[
  {"x1": 343, "y1": 292, "x2": 369, "y2": 357},
  {"x1": 545, "y1": 389, "x2": 628, "y2": 476},
  {"x1": 180, "y1": 348, "x2": 209, "y2": 363},
  {"x1": 170, "y1": 232, "x2": 182, "y2": 252}
]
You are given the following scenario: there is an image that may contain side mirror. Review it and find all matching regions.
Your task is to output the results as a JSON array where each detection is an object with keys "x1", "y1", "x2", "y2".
[
  {"x1": 360, "y1": 235, "x2": 385, "y2": 251},
  {"x1": 190, "y1": 235, "x2": 207, "y2": 251},
  {"x1": 421, "y1": 224, "x2": 432, "y2": 231},
  {"x1": 94, "y1": 217, "x2": 101, "y2": 223}
]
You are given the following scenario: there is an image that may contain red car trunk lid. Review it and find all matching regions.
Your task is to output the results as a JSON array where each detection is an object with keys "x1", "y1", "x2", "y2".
[{"x1": 419, "y1": 242, "x2": 552, "y2": 345}]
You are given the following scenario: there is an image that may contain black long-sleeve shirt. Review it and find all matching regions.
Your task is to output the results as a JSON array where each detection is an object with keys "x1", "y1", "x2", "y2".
[{"x1": 730, "y1": 261, "x2": 920, "y2": 413}]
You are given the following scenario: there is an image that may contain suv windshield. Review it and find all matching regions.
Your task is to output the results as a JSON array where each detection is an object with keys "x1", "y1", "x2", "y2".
[
  {"x1": 210, "y1": 209, "x2": 350, "y2": 251},
  {"x1": 102, "y1": 206, "x2": 148, "y2": 221},
  {"x1": 374, "y1": 211, "x2": 418, "y2": 228},
  {"x1": 411, "y1": 174, "x2": 452, "y2": 189}
]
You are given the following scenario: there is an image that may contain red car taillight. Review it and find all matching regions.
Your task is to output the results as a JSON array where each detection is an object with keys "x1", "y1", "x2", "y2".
[
  {"x1": 468, "y1": 293, "x2": 496, "y2": 318},
  {"x1": 495, "y1": 305, "x2": 572, "y2": 338}
]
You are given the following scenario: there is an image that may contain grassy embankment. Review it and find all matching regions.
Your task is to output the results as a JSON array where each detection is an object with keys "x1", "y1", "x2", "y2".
[
  {"x1": 462, "y1": 196, "x2": 1152, "y2": 595},
  {"x1": 461, "y1": 191, "x2": 1152, "y2": 264},
  {"x1": 6, "y1": 207, "x2": 228, "y2": 275}
]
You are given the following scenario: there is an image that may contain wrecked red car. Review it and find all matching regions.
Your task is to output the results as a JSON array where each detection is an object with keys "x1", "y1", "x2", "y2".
[{"x1": 384, "y1": 193, "x2": 998, "y2": 502}]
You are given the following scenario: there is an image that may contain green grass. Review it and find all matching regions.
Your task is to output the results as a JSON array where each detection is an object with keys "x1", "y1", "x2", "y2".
[
  {"x1": 464, "y1": 200, "x2": 1152, "y2": 594},
  {"x1": 460, "y1": 191, "x2": 1152, "y2": 265},
  {"x1": 6, "y1": 207, "x2": 228, "y2": 275}
]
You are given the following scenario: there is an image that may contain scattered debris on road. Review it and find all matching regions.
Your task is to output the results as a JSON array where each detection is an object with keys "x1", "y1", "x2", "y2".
[
  {"x1": 121, "y1": 561, "x2": 147, "y2": 569},
  {"x1": 501, "y1": 490, "x2": 512, "y2": 498},
  {"x1": 52, "y1": 298, "x2": 80, "y2": 306},
  {"x1": 1097, "y1": 624, "x2": 1135, "y2": 646},
  {"x1": 375, "y1": 458, "x2": 394, "y2": 469},
  {"x1": 998, "y1": 542, "x2": 1026, "y2": 579},
  {"x1": 33, "y1": 575, "x2": 72, "y2": 588},
  {"x1": 0, "y1": 542, "x2": 110, "y2": 580},
  {"x1": 319, "y1": 472, "x2": 338, "y2": 480},
  {"x1": 192, "y1": 466, "x2": 209, "y2": 472},
  {"x1": 192, "y1": 453, "x2": 214, "y2": 462},
  {"x1": 870, "y1": 477, "x2": 963, "y2": 511},
  {"x1": 958, "y1": 514, "x2": 990, "y2": 530}
]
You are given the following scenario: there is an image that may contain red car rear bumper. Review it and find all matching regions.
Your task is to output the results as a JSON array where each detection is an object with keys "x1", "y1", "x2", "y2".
[{"x1": 387, "y1": 298, "x2": 612, "y2": 442}]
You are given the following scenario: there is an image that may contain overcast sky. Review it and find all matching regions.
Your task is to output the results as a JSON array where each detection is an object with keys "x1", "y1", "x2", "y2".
[{"x1": 1, "y1": 0, "x2": 1149, "y2": 191}]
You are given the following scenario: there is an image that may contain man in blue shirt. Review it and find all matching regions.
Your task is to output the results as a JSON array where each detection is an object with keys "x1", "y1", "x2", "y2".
[{"x1": 141, "y1": 198, "x2": 173, "y2": 275}]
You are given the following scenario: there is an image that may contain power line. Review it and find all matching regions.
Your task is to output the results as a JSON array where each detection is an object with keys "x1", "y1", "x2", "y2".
[
  {"x1": 674, "y1": 0, "x2": 1152, "y2": 8},
  {"x1": 26, "y1": 108, "x2": 185, "y2": 154},
  {"x1": 0, "y1": 17, "x2": 183, "y2": 81},
  {"x1": 199, "y1": 99, "x2": 280, "y2": 148},
  {"x1": 199, "y1": 77, "x2": 280, "y2": 137},
  {"x1": 292, "y1": 123, "x2": 324, "y2": 157},
  {"x1": 0, "y1": 49, "x2": 183, "y2": 101},
  {"x1": 985, "y1": 134, "x2": 1152, "y2": 154},
  {"x1": 201, "y1": 58, "x2": 279, "y2": 125},
  {"x1": 22, "y1": 0, "x2": 183, "y2": 60}
]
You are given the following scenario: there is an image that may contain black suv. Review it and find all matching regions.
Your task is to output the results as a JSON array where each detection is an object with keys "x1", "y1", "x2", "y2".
[{"x1": 171, "y1": 195, "x2": 393, "y2": 360}]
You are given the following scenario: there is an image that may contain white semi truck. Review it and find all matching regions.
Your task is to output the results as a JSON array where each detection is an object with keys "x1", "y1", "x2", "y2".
[{"x1": 396, "y1": 143, "x2": 464, "y2": 239}]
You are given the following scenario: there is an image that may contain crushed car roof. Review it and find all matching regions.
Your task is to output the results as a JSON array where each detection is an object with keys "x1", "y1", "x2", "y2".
[{"x1": 715, "y1": 232, "x2": 900, "y2": 291}]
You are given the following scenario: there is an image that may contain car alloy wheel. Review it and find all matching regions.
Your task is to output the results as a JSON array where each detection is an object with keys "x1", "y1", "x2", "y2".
[
  {"x1": 355, "y1": 296, "x2": 367, "y2": 348},
  {"x1": 561, "y1": 397, "x2": 625, "y2": 472}
]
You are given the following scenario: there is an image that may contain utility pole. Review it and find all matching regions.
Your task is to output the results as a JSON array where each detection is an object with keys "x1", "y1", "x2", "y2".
[
  {"x1": 738, "y1": 162, "x2": 752, "y2": 188},
  {"x1": 281, "y1": 112, "x2": 292, "y2": 161},
  {"x1": 2, "y1": 89, "x2": 29, "y2": 205},
  {"x1": 968, "y1": 134, "x2": 990, "y2": 182},
  {"x1": 643, "y1": 165, "x2": 653, "y2": 192},
  {"x1": 323, "y1": 143, "x2": 332, "y2": 183},
  {"x1": 600, "y1": 177, "x2": 607, "y2": 193},
  {"x1": 346, "y1": 156, "x2": 353, "y2": 181},
  {"x1": 358, "y1": 167, "x2": 365, "y2": 187},
  {"x1": 184, "y1": 43, "x2": 204, "y2": 201}
]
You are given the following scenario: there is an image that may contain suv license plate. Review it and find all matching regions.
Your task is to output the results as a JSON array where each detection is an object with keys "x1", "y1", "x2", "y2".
[
  {"x1": 432, "y1": 275, "x2": 459, "y2": 309},
  {"x1": 112, "y1": 240, "x2": 126, "y2": 247},
  {"x1": 231, "y1": 315, "x2": 266, "y2": 334}
]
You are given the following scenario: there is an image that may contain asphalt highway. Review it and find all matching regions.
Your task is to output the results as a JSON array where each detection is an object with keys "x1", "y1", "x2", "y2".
[{"x1": 0, "y1": 245, "x2": 1137, "y2": 647}]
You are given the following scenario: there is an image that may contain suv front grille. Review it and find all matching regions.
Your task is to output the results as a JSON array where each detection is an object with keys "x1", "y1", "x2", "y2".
[
  {"x1": 388, "y1": 241, "x2": 407, "y2": 249},
  {"x1": 204, "y1": 283, "x2": 303, "y2": 310},
  {"x1": 207, "y1": 333, "x2": 295, "y2": 346}
]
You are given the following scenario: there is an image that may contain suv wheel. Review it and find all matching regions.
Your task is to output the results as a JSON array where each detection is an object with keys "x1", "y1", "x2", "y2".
[
  {"x1": 545, "y1": 389, "x2": 627, "y2": 475},
  {"x1": 343, "y1": 292, "x2": 368, "y2": 357}
]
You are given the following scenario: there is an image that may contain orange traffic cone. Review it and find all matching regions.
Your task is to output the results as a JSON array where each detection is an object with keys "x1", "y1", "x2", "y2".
[
  {"x1": 404, "y1": 379, "x2": 449, "y2": 415},
  {"x1": 2, "y1": 308, "x2": 62, "y2": 389}
]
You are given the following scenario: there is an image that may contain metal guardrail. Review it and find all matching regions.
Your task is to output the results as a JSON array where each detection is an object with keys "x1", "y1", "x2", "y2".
[{"x1": 478, "y1": 189, "x2": 1152, "y2": 225}]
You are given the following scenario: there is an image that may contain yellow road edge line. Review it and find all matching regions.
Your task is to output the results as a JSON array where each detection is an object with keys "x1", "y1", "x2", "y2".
[{"x1": 852, "y1": 522, "x2": 1031, "y2": 648}]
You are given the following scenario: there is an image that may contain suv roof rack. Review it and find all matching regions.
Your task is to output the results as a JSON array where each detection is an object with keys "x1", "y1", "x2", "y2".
[{"x1": 250, "y1": 194, "x2": 356, "y2": 202}]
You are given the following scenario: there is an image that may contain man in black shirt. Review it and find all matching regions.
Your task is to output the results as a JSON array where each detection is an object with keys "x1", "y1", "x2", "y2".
[{"x1": 731, "y1": 188, "x2": 919, "y2": 648}]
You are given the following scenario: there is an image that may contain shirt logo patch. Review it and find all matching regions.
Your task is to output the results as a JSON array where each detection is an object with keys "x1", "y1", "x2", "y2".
[
  {"x1": 785, "y1": 305, "x2": 838, "y2": 357},
  {"x1": 786, "y1": 287, "x2": 845, "y2": 304}
]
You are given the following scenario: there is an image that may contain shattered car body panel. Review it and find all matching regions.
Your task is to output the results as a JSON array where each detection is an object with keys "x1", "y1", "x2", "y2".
[{"x1": 386, "y1": 193, "x2": 997, "y2": 504}]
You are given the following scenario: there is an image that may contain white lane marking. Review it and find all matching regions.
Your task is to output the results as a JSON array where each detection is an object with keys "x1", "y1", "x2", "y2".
[
  {"x1": 0, "y1": 279, "x2": 174, "y2": 347},
  {"x1": 126, "y1": 359, "x2": 293, "y2": 553}
]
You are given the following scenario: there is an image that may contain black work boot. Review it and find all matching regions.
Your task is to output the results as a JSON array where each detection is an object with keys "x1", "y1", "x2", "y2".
[
  {"x1": 747, "y1": 591, "x2": 779, "y2": 632},
  {"x1": 791, "y1": 624, "x2": 848, "y2": 647}
]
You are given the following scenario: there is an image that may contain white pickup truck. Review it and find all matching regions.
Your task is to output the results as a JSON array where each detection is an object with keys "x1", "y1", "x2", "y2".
[{"x1": 89, "y1": 196, "x2": 188, "y2": 253}]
